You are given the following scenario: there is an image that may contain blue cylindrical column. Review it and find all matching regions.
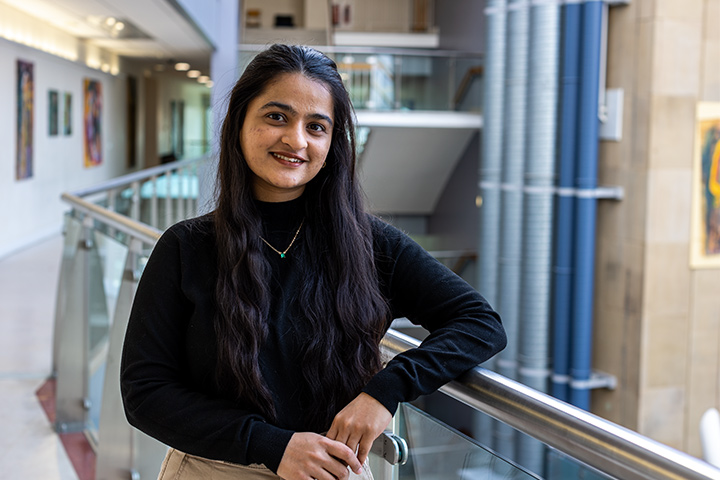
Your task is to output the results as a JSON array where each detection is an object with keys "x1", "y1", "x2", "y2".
[
  {"x1": 569, "y1": 0, "x2": 603, "y2": 410},
  {"x1": 551, "y1": 1, "x2": 582, "y2": 403}
]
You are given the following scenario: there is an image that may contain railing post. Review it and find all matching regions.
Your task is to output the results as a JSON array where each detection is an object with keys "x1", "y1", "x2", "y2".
[
  {"x1": 150, "y1": 175, "x2": 159, "y2": 227},
  {"x1": 96, "y1": 237, "x2": 167, "y2": 479},
  {"x1": 55, "y1": 215, "x2": 93, "y2": 433},
  {"x1": 131, "y1": 181, "x2": 141, "y2": 221},
  {"x1": 164, "y1": 171, "x2": 173, "y2": 228},
  {"x1": 176, "y1": 169, "x2": 185, "y2": 222},
  {"x1": 53, "y1": 214, "x2": 79, "y2": 377}
]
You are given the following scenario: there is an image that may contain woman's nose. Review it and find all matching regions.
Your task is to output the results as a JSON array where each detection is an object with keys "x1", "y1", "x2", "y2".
[{"x1": 281, "y1": 125, "x2": 308, "y2": 150}]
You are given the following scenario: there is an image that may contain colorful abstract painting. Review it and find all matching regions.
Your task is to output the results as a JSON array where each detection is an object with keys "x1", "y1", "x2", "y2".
[
  {"x1": 16, "y1": 60, "x2": 33, "y2": 180},
  {"x1": 83, "y1": 78, "x2": 102, "y2": 167},
  {"x1": 63, "y1": 92, "x2": 72, "y2": 136},
  {"x1": 49, "y1": 90, "x2": 58, "y2": 136},
  {"x1": 691, "y1": 102, "x2": 720, "y2": 268}
]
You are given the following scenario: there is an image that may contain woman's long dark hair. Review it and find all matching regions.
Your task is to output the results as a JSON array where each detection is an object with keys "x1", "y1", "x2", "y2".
[{"x1": 214, "y1": 44, "x2": 390, "y2": 428}]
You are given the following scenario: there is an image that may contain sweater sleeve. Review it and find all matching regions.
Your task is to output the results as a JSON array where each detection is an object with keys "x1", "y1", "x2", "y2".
[
  {"x1": 119, "y1": 223, "x2": 293, "y2": 472},
  {"x1": 362, "y1": 218, "x2": 507, "y2": 415}
]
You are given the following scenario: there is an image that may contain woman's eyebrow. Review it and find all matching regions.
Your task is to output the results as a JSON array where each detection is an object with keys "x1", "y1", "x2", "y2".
[{"x1": 260, "y1": 101, "x2": 334, "y2": 127}]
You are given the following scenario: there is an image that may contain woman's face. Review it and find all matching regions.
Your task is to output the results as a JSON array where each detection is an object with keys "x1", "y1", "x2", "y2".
[{"x1": 241, "y1": 72, "x2": 335, "y2": 202}]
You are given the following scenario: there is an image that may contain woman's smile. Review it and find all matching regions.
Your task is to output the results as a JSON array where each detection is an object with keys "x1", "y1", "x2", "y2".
[{"x1": 271, "y1": 152, "x2": 308, "y2": 165}]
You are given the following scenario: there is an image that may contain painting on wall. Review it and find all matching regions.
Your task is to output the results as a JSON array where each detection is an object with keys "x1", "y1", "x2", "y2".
[
  {"x1": 16, "y1": 59, "x2": 34, "y2": 180},
  {"x1": 64, "y1": 92, "x2": 72, "y2": 136},
  {"x1": 48, "y1": 90, "x2": 59, "y2": 136},
  {"x1": 83, "y1": 78, "x2": 102, "y2": 168},
  {"x1": 691, "y1": 102, "x2": 720, "y2": 268}
]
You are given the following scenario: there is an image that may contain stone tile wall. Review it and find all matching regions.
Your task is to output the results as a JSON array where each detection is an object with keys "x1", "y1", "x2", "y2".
[{"x1": 594, "y1": 0, "x2": 720, "y2": 456}]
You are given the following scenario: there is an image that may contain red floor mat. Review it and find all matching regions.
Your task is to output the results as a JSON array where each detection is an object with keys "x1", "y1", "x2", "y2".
[{"x1": 36, "y1": 378, "x2": 96, "y2": 480}]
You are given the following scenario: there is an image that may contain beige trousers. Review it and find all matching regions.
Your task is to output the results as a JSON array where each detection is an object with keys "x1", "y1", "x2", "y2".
[{"x1": 158, "y1": 448, "x2": 374, "y2": 480}]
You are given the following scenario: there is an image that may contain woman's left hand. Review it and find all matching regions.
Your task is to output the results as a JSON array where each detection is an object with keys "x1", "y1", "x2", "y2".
[{"x1": 326, "y1": 393, "x2": 393, "y2": 464}]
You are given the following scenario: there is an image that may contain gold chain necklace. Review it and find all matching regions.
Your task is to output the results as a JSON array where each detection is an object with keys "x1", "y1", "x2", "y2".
[{"x1": 260, "y1": 219, "x2": 304, "y2": 259}]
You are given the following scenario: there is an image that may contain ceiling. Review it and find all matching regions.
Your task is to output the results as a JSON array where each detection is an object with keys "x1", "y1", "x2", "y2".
[{"x1": 0, "y1": 0, "x2": 213, "y2": 63}]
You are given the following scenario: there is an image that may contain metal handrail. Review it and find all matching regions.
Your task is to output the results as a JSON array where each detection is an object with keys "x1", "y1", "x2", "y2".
[
  {"x1": 70, "y1": 156, "x2": 205, "y2": 198},
  {"x1": 61, "y1": 192, "x2": 162, "y2": 245},
  {"x1": 380, "y1": 329, "x2": 720, "y2": 480}
]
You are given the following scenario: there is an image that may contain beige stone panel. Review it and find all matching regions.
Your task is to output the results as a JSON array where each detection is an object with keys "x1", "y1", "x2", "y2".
[
  {"x1": 655, "y1": 0, "x2": 704, "y2": 23},
  {"x1": 648, "y1": 95, "x2": 698, "y2": 169},
  {"x1": 643, "y1": 243, "x2": 691, "y2": 316},
  {"x1": 637, "y1": 0, "x2": 656, "y2": 21},
  {"x1": 642, "y1": 312, "x2": 689, "y2": 388},
  {"x1": 623, "y1": 240, "x2": 646, "y2": 319},
  {"x1": 685, "y1": 270, "x2": 720, "y2": 456},
  {"x1": 701, "y1": 0, "x2": 720, "y2": 101},
  {"x1": 622, "y1": 166, "x2": 649, "y2": 245},
  {"x1": 652, "y1": 19, "x2": 702, "y2": 97},
  {"x1": 592, "y1": 302, "x2": 642, "y2": 429},
  {"x1": 638, "y1": 385, "x2": 686, "y2": 450},
  {"x1": 702, "y1": 39, "x2": 720, "y2": 102},
  {"x1": 595, "y1": 237, "x2": 625, "y2": 312},
  {"x1": 645, "y1": 168, "x2": 693, "y2": 244},
  {"x1": 635, "y1": 18, "x2": 655, "y2": 102}
]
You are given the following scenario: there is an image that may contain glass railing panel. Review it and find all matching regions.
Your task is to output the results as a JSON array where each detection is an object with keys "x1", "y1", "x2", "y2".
[
  {"x1": 239, "y1": 47, "x2": 484, "y2": 113},
  {"x1": 86, "y1": 229, "x2": 129, "y2": 444},
  {"x1": 423, "y1": 397, "x2": 617, "y2": 479},
  {"x1": 396, "y1": 403, "x2": 539, "y2": 480},
  {"x1": 546, "y1": 450, "x2": 614, "y2": 480}
]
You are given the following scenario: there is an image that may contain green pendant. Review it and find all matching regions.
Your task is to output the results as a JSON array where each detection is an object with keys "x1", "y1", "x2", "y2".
[{"x1": 280, "y1": 253, "x2": 286, "y2": 259}]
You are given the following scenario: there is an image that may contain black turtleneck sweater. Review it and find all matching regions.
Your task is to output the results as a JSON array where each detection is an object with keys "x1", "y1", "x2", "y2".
[{"x1": 120, "y1": 198, "x2": 506, "y2": 473}]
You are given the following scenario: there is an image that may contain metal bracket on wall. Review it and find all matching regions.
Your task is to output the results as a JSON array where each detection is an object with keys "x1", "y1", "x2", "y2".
[
  {"x1": 593, "y1": 185, "x2": 624, "y2": 201},
  {"x1": 570, "y1": 370, "x2": 618, "y2": 391},
  {"x1": 599, "y1": 88, "x2": 624, "y2": 142}
]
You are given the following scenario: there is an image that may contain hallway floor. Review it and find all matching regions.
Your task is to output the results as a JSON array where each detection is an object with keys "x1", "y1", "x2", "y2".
[{"x1": 0, "y1": 234, "x2": 78, "y2": 479}]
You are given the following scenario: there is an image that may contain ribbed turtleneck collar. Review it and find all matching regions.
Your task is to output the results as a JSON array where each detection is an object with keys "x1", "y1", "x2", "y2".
[{"x1": 255, "y1": 195, "x2": 305, "y2": 234}]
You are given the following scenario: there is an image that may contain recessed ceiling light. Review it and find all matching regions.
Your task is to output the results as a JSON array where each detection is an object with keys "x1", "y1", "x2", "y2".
[
  {"x1": 114, "y1": 21, "x2": 125, "y2": 31},
  {"x1": 198, "y1": 76, "x2": 209, "y2": 84},
  {"x1": 175, "y1": 62, "x2": 190, "y2": 71},
  {"x1": 187, "y1": 70, "x2": 201, "y2": 78}
]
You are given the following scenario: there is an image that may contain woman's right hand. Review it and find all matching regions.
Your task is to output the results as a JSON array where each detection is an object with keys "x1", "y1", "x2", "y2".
[{"x1": 277, "y1": 432, "x2": 362, "y2": 480}]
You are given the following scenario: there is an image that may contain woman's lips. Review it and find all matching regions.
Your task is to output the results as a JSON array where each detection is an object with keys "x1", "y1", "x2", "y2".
[{"x1": 272, "y1": 152, "x2": 306, "y2": 164}]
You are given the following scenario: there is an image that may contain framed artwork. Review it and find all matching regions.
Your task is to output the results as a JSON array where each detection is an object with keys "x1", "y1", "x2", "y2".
[
  {"x1": 83, "y1": 78, "x2": 102, "y2": 168},
  {"x1": 691, "y1": 102, "x2": 720, "y2": 268},
  {"x1": 48, "y1": 90, "x2": 59, "y2": 136},
  {"x1": 64, "y1": 92, "x2": 72, "y2": 136},
  {"x1": 16, "y1": 59, "x2": 34, "y2": 180}
]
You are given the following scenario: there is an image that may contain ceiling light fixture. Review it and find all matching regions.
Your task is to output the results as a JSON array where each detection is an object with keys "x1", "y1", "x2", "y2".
[
  {"x1": 175, "y1": 62, "x2": 190, "y2": 71},
  {"x1": 187, "y1": 70, "x2": 201, "y2": 78},
  {"x1": 198, "y1": 76, "x2": 209, "y2": 84}
]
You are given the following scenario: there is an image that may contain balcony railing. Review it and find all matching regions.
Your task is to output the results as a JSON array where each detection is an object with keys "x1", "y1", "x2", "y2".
[
  {"x1": 239, "y1": 45, "x2": 484, "y2": 113},
  {"x1": 53, "y1": 159, "x2": 720, "y2": 479}
]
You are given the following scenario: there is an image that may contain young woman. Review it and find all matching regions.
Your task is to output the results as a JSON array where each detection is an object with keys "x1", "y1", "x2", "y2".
[{"x1": 120, "y1": 44, "x2": 506, "y2": 480}]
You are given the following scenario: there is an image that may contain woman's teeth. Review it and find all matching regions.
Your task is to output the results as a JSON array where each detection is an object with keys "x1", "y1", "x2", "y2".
[{"x1": 273, "y1": 153, "x2": 303, "y2": 163}]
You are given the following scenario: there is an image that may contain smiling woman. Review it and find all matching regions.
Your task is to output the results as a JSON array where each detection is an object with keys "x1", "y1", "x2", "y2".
[
  {"x1": 241, "y1": 73, "x2": 334, "y2": 202},
  {"x1": 120, "y1": 44, "x2": 506, "y2": 480}
]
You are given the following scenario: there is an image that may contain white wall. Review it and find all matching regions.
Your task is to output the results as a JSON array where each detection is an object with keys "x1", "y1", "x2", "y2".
[
  {"x1": 0, "y1": 39, "x2": 133, "y2": 258},
  {"x1": 175, "y1": 0, "x2": 222, "y2": 46}
]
